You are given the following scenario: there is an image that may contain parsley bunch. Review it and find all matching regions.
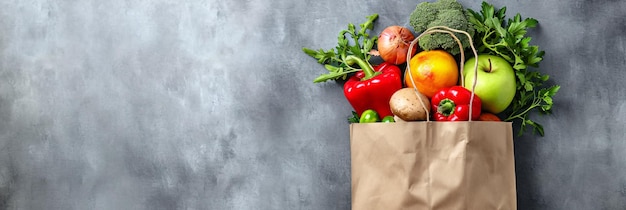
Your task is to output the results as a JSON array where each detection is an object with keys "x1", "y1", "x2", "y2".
[
  {"x1": 302, "y1": 14, "x2": 379, "y2": 83},
  {"x1": 468, "y1": 2, "x2": 560, "y2": 136}
]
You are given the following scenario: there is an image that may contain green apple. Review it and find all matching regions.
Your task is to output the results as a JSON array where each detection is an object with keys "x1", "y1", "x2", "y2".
[{"x1": 463, "y1": 55, "x2": 516, "y2": 114}]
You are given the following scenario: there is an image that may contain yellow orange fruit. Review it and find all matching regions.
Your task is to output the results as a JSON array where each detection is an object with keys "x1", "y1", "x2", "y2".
[{"x1": 405, "y1": 50, "x2": 459, "y2": 98}]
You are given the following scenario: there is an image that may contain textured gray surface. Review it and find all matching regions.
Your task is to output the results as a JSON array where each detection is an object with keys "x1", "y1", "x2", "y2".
[{"x1": 0, "y1": 0, "x2": 625, "y2": 209}]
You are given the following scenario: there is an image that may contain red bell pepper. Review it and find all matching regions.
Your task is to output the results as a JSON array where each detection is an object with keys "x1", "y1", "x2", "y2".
[
  {"x1": 431, "y1": 86, "x2": 482, "y2": 121},
  {"x1": 343, "y1": 56, "x2": 402, "y2": 118}
]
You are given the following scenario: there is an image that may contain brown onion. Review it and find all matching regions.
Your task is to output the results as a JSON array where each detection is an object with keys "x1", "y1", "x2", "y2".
[{"x1": 377, "y1": 26, "x2": 417, "y2": 65}]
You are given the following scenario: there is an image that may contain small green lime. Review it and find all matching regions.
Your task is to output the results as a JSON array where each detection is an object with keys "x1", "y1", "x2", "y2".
[
  {"x1": 381, "y1": 116, "x2": 395, "y2": 123},
  {"x1": 359, "y1": 109, "x2": 380, "y2": 123}
]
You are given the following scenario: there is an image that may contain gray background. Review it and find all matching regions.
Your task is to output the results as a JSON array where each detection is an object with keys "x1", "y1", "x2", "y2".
[{"x1": 0, "y1": 0, "x2": 625, "y2": 209}]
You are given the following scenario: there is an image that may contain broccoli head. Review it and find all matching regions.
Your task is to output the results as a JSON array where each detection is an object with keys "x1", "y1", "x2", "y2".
[{"x1": 409, "y1": 0, "x2": 475, "y2": 55}]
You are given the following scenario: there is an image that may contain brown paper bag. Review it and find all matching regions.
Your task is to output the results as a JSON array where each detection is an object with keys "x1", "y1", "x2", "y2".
[
  {"x1": 350, "y1": 121, "x2": 516, "y2": 210},
  {"x1": 349, "y1": 26, "x2": 516, "y2": 209}
]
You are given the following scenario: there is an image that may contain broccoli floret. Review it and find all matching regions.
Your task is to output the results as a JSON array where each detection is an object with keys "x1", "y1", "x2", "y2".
[{"x1": 409, "y1": 0, "x2": 475, "y2": 55}]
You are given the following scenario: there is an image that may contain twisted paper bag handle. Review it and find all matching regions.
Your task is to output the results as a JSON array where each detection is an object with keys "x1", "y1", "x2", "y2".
[{"x1": 405, "y1": 26, "x2": 479, "y2": 122}]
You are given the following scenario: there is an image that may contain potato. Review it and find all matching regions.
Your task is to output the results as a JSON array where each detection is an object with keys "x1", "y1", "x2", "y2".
[
  {"x1": 389, "y1": 88, "x2": 431, "y2": 121},
  {"x1": 393, "y1": 115, "x2": 406, "y2": 123}
]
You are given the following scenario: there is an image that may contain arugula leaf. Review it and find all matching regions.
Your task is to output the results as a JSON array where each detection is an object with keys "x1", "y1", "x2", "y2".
[
  {"x1": 468, "y1": 2, "x2": 560, "y2": 136},
  {"x1": 302, "y1": 14, "x2": 379, "y2": 83}
]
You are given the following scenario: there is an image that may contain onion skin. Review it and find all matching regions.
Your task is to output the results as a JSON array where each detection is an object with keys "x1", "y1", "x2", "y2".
[{"x1": 378, "y1": 26, "x2": 416, "y2": 65}]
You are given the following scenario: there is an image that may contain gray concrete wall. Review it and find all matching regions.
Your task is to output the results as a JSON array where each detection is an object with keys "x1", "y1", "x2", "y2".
[{"x1": 0, "y1": 0, "x2": 624, "y2": 209}]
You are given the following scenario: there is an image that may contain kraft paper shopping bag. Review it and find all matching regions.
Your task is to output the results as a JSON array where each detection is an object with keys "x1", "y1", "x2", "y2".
[{"x1": 350, "y1": 121, "x2": 516, "y2": 210}]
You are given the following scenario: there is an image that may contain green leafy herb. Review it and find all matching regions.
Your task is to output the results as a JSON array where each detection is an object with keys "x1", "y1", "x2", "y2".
[
  {"x1": 348, "y1": 111, "x2": 360, "y2": 123},
  {"x1": 302, "y1": 14, "x2": 379, "y2": 83},
  {"x1": 468, "y1": 2, "x2": 559, "y2": 136}
]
